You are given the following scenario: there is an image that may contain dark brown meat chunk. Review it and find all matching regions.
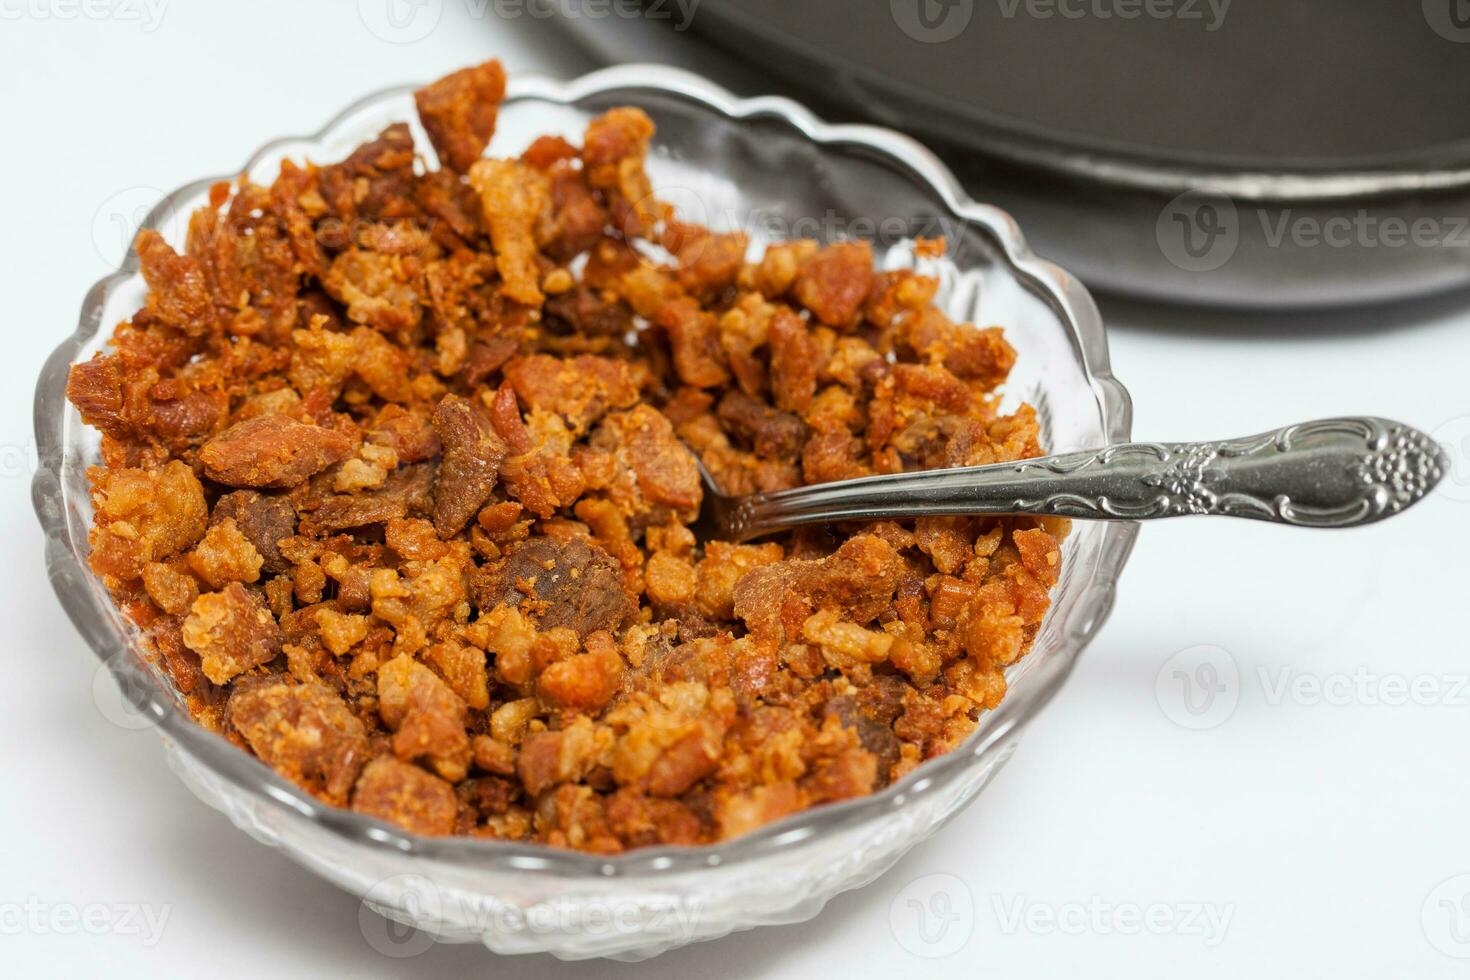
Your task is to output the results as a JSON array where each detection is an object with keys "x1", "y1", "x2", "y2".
[
  {"x1": 544, "y1": 286, "x2": 632, "y2": 337},
  {"x1": 824, "y1": 691, "x2": 903, "y2": 786},
  {"x1": 298, "y1": 464, "x2": 435, "y2": 535},
  {"x1": 717, "y1": 390, "x2": 808, "y2": 460},
  {"x1": 459, "y1": 334, "x2": 519, "y2": 389},
  {"x1": 317, "y1": 123, "x2": 417, "y2": 224},
  {"x1": 430, "y1": 395, "x2": 506, "y2": 537},
  {"x1": 469, "y1": 536, "x2": 633, "y2": 638},
  {"x1": 212, "y1": 490, "x2": 297, "y2": 574}
]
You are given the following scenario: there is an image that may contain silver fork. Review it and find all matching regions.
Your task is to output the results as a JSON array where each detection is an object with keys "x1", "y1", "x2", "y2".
[{"x1": 691, "y1": 416, "x2": 1448, "y2": 542}]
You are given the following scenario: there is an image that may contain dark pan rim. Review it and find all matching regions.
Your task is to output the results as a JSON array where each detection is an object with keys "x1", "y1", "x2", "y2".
[{"x1": 665, "y1": 4, "x2": 1470, "y2": 200}]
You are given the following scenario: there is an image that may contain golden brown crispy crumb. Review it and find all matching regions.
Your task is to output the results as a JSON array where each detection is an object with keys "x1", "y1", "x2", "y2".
[{"x1": 67, "y1": 59, "x2": 1066, "y2": 851}]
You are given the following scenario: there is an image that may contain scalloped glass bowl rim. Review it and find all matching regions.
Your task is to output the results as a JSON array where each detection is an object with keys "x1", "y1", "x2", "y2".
[{"x1": 33, "y1": 64, "x2": 1137, "y2": 878}]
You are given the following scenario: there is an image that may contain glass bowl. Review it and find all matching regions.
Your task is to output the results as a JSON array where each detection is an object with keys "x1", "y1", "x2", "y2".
[{"x1": 32, "y1": 65, "x2": 1137, "y2": 961}]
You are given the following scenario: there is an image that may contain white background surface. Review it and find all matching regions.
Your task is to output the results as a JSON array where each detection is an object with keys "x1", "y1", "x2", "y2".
[{"x1": 3, "y1": 2, "x2": 1469, "y2": 976}]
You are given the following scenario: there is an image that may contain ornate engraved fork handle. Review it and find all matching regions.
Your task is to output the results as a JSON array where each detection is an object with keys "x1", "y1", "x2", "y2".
[{"x1": 721, "y1": 417, "x2": 1447, "y2": 541}]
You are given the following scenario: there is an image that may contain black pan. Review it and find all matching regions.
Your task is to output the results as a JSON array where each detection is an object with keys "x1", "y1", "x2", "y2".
[{"x1": 552, "y1": 0, "x2": 1470, "y2": 308}]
